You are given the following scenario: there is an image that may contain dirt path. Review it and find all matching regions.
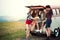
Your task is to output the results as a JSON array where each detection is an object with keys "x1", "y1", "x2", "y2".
[{"x1": 15, "y1": 36, "x2": 60, "y2": 40}]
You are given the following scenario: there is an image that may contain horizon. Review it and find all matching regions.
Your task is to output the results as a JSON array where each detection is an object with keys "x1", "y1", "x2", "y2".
[{"x1": 0, "y1": 16, "x2": 26, "y2": 22}]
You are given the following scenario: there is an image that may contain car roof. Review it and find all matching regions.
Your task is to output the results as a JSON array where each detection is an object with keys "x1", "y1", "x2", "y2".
[{"x1": 26, "y1": 5, "x2": 45, "y2": 9}]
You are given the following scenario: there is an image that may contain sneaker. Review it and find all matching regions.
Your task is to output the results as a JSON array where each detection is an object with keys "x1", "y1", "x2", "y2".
[
  {"x1": 35, "y1": 30, "x2": 40, "y2": 32},
  {"x1": 39, "y1": 29, "x2": 42, "y2": 33}
]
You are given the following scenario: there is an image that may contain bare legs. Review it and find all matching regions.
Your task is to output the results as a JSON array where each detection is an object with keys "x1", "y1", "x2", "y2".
[
  {"x1": 41, "y1": 22, "x2": 45, "y2": 29},
  {"x1": 40, "y1": 22, "x2": 45, "y2": 33},
  {"x1": 26, "y1": 24, "x2": 31, "y2": 39},
  {"x1": 26, "y1": 21, "x2": 40, "y2": 39},
  {"x1": 26, "y1": 21, "x2": 37, "y2": 39},
  {"x1": 35, "y1": 21, "x2": 39, "y2": 30},
  {"x1": 46, "y1": 28, "x2": 51, "y2": 37},
  {"x1": 31, "y1": 21, "x2": 39, "y2": 31}
]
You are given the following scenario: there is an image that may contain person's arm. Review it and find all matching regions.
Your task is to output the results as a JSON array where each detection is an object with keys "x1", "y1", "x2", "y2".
[
  {"x1": 49, "y1": 9, "x2": 53, "y2": 16},
  {"x1": 51, "y1": 9, "x2": 53, "y2": 16},
  {"x1": 31, "y1": 17, "x2": 40, "y2": 20},
  {"x1": 30, "y1": 16, "x2": 35, "y2": 20}
]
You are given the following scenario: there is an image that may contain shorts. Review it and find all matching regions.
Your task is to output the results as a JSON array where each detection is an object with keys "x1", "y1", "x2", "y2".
[
  {"x1": 26, "y1": 20, "x2": 32, "y2": 25},
  {"x1": 45, "y1": 19, "x2": 52, "y2": 28}
]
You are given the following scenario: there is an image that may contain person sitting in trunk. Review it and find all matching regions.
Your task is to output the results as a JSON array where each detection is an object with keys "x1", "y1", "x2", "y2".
[
  {"x1": 31, "y1": 10, "x2": 40, "y2": 32},
  {"x1": 38, "y1": 9, "x2": 46, "y2": 33}
]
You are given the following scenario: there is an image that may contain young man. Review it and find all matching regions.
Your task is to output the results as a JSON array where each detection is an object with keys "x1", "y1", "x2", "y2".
[{"x1": 45, "y1": 5, "x2": 53, "y2": 40}]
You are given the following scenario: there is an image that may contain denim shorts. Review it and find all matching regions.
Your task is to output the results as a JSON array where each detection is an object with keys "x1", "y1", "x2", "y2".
[{"x1": 46, "y1": 19, "x2": 52, "y2": 28}]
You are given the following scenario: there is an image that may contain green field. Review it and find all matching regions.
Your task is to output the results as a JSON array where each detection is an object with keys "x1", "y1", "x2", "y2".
[{"x1": 0, "y1": 21, "x2": 26, "y2": 40}]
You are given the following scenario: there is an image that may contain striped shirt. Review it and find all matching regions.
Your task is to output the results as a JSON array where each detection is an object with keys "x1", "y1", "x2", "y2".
[{"x1": 27, "y1": 13, "x2": 33, "y2": 20}]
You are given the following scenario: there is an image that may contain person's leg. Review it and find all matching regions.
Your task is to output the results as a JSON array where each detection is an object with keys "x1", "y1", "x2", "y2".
[
  {"x1": 46, "y1": 28, "x2": 51, "y2": 37},
  {"x1": 36, "y1": 22, "x2": 39, "y2": 30},
  {"x1": 45, "y1": 20, "x2": 52, "y2": 40},
  {"x1": 46, "y1": 28, "x2": 50, "y2": 40},
  {"x1": 40, "y1": 22, "x2": 45, "y2": 33},
  {"x1": 45, "y1": 20, "x2": 49, "y2": 37},
  {"x1": 34, "y1": 22, "x2": 40, "y2": 32},
  {"x1": 31, "y1": 21, "x2": 35, "y2": 31},
  {"x1": 40, "y1": 21, "x2": 46, "y2": 33},
  {"x1": 46, "y1": 28, "x2": 49, "y2": 37},
  {"x1": 48, "y1": 28, "x2": 51, "y2": 37},
  {"x1": 47, "y1": 20, "x2": 52, "y2": 37},
  {"x1": 41, "y1": 22, "x2": 44, "y2": 29},
  {"x1": 26, "y1": 24, "x2": 30, "y2": 39}
]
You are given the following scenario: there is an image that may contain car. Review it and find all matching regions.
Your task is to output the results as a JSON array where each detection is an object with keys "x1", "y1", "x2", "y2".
[{"x1": 26, "y1": 5, "x2": 60, "y2": 37}]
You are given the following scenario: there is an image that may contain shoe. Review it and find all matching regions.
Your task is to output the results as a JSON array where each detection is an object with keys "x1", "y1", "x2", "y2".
[
  {"x1": 40, "y1": 29, "x2": 42, "y2": 33},
  {"x1": 35, "y1": 30, "x2": 40, "y2": 32}
]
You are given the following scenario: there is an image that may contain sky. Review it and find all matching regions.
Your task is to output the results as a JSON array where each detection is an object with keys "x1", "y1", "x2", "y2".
[{"x1": 0, "y1": 0, "x2": 60, "y2": 20}]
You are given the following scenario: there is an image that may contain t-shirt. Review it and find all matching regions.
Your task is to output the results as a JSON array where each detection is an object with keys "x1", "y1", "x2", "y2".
[{"x1": 46, "y1": 10, "x2": 53, "y2": 20}]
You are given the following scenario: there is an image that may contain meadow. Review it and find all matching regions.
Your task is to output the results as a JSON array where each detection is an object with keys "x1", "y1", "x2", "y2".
[
  {"x1": 0, "y1": 21, "x2": 26, "y2": 40},
  {"x1": 0, "y1": 17, "x2": 60, "y2": 40}
]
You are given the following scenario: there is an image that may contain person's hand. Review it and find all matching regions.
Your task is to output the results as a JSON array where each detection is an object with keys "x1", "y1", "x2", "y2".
[{"x1": 35, "y1": 17, "x2": 40, "y2": 20}]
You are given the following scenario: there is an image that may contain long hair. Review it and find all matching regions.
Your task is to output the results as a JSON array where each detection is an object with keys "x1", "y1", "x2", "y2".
[{"x1": 31, "y1": 10, "x2": 36, "y2": 18}]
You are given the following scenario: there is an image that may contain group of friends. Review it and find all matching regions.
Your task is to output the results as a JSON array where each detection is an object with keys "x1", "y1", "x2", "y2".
[{"x1": 25, "y1": 5, "x2": 53, "y2": 40}]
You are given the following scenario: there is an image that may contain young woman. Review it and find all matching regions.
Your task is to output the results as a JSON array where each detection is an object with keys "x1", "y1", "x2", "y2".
[
  {"x1": 45, "y1": 5, "x2": 53, "y2": 40},
  {"x1": 31, "y1": 10, "x2": 40, "y2": 32},
  {"x1": 25, "y1": 9, "x2": 33, "y2": 39},
  {"x1": 26, "y1": 9, "x2": 40, "y2": 39}
]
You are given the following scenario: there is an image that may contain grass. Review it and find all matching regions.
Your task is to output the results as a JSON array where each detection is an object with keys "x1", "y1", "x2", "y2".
[
  {"x1": 0, "y1": 29, "x2": 26, "y2": 40},
  {"x1": 0, "y1": 21, "x2": 26, "y2": 40}
]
